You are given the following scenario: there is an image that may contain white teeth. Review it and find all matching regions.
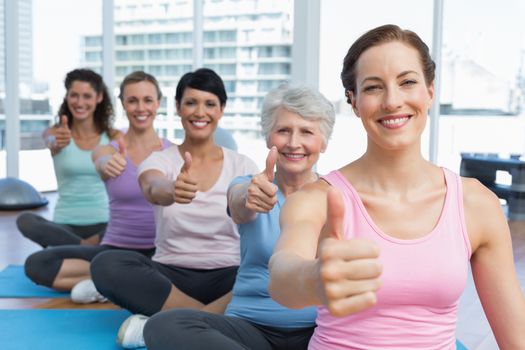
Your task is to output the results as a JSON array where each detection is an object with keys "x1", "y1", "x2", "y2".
[
  {"x1": 284, "y1": 153, "x2": 304, "y2": 159},
  {"x1": 381, "y1": 117, "x2": 409, "y2": 125},
  {"x1": 136, "y1": 115, "x2": 148, "y2": 121},
  {"x1": 192, "y1": 121, "x2": 208, "y2": 128}
]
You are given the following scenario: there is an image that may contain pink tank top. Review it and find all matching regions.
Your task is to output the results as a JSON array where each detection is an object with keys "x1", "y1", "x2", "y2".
[{"x1": 310, "y1": 168, "x2": 472, "y2": 350}]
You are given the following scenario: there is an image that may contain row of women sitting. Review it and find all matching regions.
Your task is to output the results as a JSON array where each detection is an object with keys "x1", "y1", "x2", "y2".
[{"x1": 17, "y1": 24, "x2": 525, "y2": 350}]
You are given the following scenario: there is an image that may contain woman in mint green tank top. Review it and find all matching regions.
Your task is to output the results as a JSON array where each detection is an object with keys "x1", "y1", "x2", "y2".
[{"x1": 17, "y1": 69, "x2": 121, "y2": 248}]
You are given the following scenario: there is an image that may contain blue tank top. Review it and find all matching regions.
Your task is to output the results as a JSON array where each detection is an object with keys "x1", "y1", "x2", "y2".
[
  {"x1": 225, "y1": 175, "x2": 317, "y2": 329},
  {"x1": 52, "y1": 133, "x2": 110, "y2": 225}
]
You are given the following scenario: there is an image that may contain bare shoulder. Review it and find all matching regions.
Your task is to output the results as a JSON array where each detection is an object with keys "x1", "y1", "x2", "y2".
[
  {"x1": 288, "y1": 179, "x2": 330, "y2": 202},
  {"x1": 281, "y1": 180, "x2": 331, "y2": 219},
  {"x1": 462, "y1": 177, "x2": 502, "y2": 214},
  {"x1": 109, "y1": 128, "x2": 123, "y2": 140},
  {"x1": 461, "y1": 176, "x2": 508, "y2": 249},
  {"x1": 92, "y1": 143, "x2": 116, "y2": 162},
  {"x1": 94, "y1": 143, "x2": 117, "y2": 156}
]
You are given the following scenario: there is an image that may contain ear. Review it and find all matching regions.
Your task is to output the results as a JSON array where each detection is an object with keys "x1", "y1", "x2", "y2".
[
  {"x1": 175, "y1": 101, "x2": 181, "y2": 115},
  {"x1": 348, "y1": 91, "x2": 360, "y2": 118},
  {"x1": 321, "y1": 141, "x2": 328, "y2": 153},
  {"x1": 97, "y1": 93, "x2": 103, "y2": 104},
  {"x1": 217, "y1": 104, "x2": 225, "y2": 121},
  {"x1": 427, "y1": 82, "x2": 435, "y2": 108}
]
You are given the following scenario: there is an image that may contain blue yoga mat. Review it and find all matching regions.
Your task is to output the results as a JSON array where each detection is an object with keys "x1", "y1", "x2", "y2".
[
  {"x1": 0, "y1": 265, "x2": 69, "y2": 298},
  {"x1": 0, "y1": 309, "x2": 145, "y2": 350},
  {"x1": 456, "y1": 339, "x2": 468, "y2": 350}
]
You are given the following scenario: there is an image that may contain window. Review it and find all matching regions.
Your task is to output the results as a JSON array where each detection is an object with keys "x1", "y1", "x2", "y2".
[
  {"x1": 117, "y1": 51, "x2": 144, "y2": 61},
  {"x1": 130, "y1": 34, "x2": 145, "y2": 45},
  {"x1": 204, "y1": 30, "x2": 237, "y2": 43},
  {"x1": 148, "y1": 33, "x2": 163, "y2": 45},
  {"x1": 85, "y1": 36, "x2": 101, "y2": 47},
  {"x1": 204, "y1": 47, "x2": 236, "y2": 59},
  {"x1": 13, "y1": 0, "x2": 103, "y2": 190},
  {"x1": 223, "y1": 80, "x2": 236, "y2": 93},
  {"x1": 85, "y1": 51, "x2": 101, "y2": 62},
  {"x1": 148, "y1": 49, "x2": 163, "y2": 60},
  {"x1": 258, "y1": 63, "x2": 290, "y2": 75},
  {"x1": 257, "y1": 80, "x2": 281, "y2": 93},
  {"x1": 116, "y1": 35, "x2": 127, "y2": 45},
  {"x1": 436, "y1": 0, "x2": 525, "y2": 170}
]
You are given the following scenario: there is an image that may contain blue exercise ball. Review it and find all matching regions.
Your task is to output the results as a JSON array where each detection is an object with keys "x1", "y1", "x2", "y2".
[{"x1": 0, "y1": 177, "x2": 48, "y2": 210}]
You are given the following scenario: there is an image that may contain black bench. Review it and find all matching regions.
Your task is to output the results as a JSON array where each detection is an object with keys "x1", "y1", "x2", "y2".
[{"x1": 460, "y1": 153, "x2": 525, "y2": 221}]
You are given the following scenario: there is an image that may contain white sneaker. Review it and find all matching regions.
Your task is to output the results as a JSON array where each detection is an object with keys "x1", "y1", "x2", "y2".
[
  {"x1": 70, "y1": 279, "x2": 107, "y2": 304},
  {"x1": 117, "y1": 314, "x2": 148, "y2": 349}
]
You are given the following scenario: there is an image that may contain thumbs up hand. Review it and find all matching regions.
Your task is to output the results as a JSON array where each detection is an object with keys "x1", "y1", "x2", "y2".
[
  {"x1": 316, "y1": 187, "x2": 382, "y2": 317},
  {"x1": 99, "y1": 137, "x2": 128, "y2": 178},
  {"x1": 174, "y1": 151, "x2": 198, "y2": 204},
  {"x1": 244, "y1": 146, "x2": 279, "y2": 213},
  {"x1": 52, "y1": 115, "x2": 72, "y2": 150}
]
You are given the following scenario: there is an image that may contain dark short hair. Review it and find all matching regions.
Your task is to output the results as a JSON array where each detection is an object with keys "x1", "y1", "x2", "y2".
[
  {"x1": 119, "y1": 71, "x2": 162, "y2": 101},
  {"x1": 58, "y1": 68, "x2": 115, "y2": 135},
  {"x1": 341, "y1": 24, "x2": 435, "y2": 104},
  {"x1": 175, "y1": 68, "x2": 227, "y2": 106}
]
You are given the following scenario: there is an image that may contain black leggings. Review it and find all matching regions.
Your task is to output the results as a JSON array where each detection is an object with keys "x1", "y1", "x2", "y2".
[
  {"x1": 144, "y1": 309, "x2": 315, "y2": 350},
  {"x1": 16, "y1": 212, "x2": 107, "y2": 247},
  {"x1": 24, "y1": 244, "x2": 155, "y2": 288},
  {"x1": 90, "y1": 250, "x2": 238, "y2": 316}
]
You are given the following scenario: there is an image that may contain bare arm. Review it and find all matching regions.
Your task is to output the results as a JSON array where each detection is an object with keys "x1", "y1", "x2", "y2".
[
  {"x1": 138, "y1": 151, "x2": 198, "y2": 206},
  {"x1": 138, "y1": 169, "x2": 178, "y2": 206},
  {"x1": 92, "y1": 137, "x2": 127, "y2": 181},
  {"x1": 268, "y1": 183, "x2": 327, "y2": 308},
  {"x1": 227, "y1": 146, "x2": 278, "y2": 224},
  {"x1": 269, "y1": 183, "x2": 382, "y2": 316},
  {"x1": 228, "y1": 182, "x2": 257, "y2": 224},
  {"x1": 464, "y1": 178, "x2": 525, "y2": 348},
  {"x1": 44, "y1": 115, "x2": 71, "y2": 156}
]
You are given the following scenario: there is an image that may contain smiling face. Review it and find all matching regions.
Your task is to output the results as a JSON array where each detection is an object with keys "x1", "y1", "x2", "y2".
[
  {"x1": 177, "y1": 87, "x2": 224, "y2": 142},
  {"x1": 267, "y1": 108, "x2": 326, "y2": 176},
  {"x1": 349, "y1": 41, "x2": 434, "y2": 151},
  {"x1": 121, "y1": 81, "x2": 160, "y2": 131},
  {"x1": 66, "y1": 81, "x2": 103, "y2": 122}
]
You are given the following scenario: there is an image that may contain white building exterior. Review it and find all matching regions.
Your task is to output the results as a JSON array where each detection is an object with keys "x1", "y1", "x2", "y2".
[{"x1": 80, "y1": 0, "x2": 293, "y2": 122}]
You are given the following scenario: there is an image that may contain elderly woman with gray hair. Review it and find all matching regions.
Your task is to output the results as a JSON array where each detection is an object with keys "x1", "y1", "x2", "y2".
[{"x1": 143, "y1": 84, "x2": 336, "y2": 350}]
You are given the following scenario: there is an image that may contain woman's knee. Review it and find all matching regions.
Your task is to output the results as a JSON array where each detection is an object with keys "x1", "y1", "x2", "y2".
[
  {"x1": 24, "y1": 250, "x2": 62, "y2": 287},
  {"x1": 145, "y1": 310, "x2": 201, "y2": 347},
  {"x1": 16, "y1": 212, "x2": 39, "y2": 236},
  {"x1": 91, "y1": 250, "x2": 139, "y2": 291}
]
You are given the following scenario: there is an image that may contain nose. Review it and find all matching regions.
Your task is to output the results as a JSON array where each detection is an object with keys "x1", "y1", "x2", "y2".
[
  {"x1": 286, "y1": 131, "x2": 300, "y2": 148},
  {"x1": 194, "y1": 103, "x2": 205, "y2": 118},
  {"x1": 382, "y1": 86, "x2": 402, "y2": 111},
  {"x1": 137, "y1": 100, "x2": 146, "y2": 111}
]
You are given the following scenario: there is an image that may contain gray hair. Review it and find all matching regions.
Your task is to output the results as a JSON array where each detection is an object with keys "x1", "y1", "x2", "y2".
[{"x1": 260, "y1": 85, "x2": 335, "y2": 144}]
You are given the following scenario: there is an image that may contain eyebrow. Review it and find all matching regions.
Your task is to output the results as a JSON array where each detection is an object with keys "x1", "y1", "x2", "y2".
[{"x1": 360, "y1": 70, "x2": 420, "y2": 86}]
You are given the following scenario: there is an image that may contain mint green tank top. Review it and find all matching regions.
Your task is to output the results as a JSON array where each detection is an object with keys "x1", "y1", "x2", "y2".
[{"x1": 52, "y1": 133, "x2": 110, "y2": 225}]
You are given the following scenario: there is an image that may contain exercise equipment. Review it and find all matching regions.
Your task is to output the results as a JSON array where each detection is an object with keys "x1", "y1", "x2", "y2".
[{"x1": 0, "y1": 177, "x2": 48, "y2": 210}]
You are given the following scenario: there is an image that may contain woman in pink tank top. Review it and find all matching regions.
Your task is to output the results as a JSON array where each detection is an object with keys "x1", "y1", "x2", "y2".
[{"x1": 268, "y1": 24, "x2": 525, "y2": 349}]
